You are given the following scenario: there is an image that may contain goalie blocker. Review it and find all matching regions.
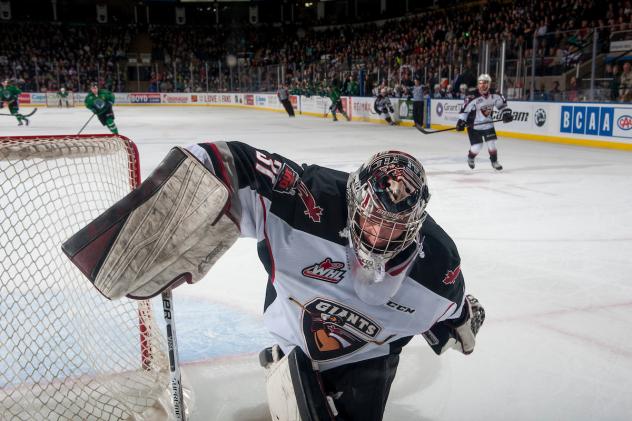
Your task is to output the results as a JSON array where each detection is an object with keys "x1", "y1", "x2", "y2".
[
  {"x1": 62, "y1": 146, "x2": 240, "y2": 300},
  {"x1": 422, "y1": 294, "x2": 485, "y2": 355}
]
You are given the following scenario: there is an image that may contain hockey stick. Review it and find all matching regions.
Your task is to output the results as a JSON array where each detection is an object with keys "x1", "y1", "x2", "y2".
[
  {"x1": 0, "y1": 108, "x2": 38, "y2": 118},
  {"x1": 416, "y1": 118, "x2": 505, "y2": 135},
  {"x1": 77, "y1": 113, "x2": 96, "y2": 135},
  {"x1": 162, "y1": 289, "x2": 187, "y2": 421}
]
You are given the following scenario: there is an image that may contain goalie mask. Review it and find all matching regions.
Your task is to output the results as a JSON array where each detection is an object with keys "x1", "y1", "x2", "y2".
[{"x1": 347, "y1": 151, "x2": 430, "y2": 273}]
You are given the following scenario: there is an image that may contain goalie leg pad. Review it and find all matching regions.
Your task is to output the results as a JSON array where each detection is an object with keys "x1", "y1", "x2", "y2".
[
  {"x1": 263, "y1": 347, "x2": 337, "y2": 421},
  {"x1": 62, "y1": 146, "x2": 240, "y2": 299}
]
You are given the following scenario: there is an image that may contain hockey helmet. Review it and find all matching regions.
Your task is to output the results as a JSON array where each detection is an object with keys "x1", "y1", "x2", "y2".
[
  {"x1": 478, "y1": 73, "x2": 492, "y2": 83},
  {"x1": 478, "y1": 74, "x2": 492, "y2": 93},
  {"x1": 346, "y1": 151, "x2": 430, "y2": 271}
]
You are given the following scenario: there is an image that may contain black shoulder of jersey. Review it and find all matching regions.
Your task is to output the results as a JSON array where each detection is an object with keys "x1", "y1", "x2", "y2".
[
  {"x1": 274, "y1": 164, "x2": 350, "y2": 245},
  {"x1": 407, "y1": 215, "x2": 464, "y2": 305}
]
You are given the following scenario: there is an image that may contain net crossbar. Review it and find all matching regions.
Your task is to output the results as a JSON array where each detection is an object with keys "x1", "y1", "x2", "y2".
[{"x1": 0, "y1": 135, "x2": 171, "y2": 421}]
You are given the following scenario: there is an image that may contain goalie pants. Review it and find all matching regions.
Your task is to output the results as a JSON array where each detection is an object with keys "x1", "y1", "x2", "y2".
[{"x1": 320, "y1": 353, "x2": 399, "y2": 421}]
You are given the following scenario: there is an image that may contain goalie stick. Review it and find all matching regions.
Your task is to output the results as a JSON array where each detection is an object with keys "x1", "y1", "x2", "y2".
[
  {"x1": 0, "y1": 108, "x2": 38, "y2": 118},
  {"x1": 416, "y1": 118, "x2": 505, "y2": 135},
  {"x1": 162, "y1": 289, "x2": 187, "y2": 421}
]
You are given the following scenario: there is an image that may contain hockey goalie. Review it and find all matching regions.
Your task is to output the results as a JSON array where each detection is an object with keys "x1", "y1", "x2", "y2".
[{"x1": 63, "y1": 142, "x2": 485, "y2": 421}]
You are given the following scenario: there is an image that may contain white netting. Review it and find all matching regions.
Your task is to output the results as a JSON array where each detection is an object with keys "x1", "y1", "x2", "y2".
[
  {"x1": 45, "y1": 92, "x2": 75, "y2": 108},
  {"x1": 0, "y1": 135, "x2": 171, "y2": 421}
]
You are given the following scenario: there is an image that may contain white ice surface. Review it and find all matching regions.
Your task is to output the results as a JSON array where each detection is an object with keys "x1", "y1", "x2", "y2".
[{"x1": 4, "y1": 106, "x2": 632, "y2": 421}]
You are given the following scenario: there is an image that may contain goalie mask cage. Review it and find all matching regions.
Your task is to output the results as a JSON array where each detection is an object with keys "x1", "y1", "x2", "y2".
[
  {"x1": 0, "y1": 134, "x2": 172, "y2": 421},
  {"x1": 45, "y1": 92, "x2": 76, "y2": 108}
]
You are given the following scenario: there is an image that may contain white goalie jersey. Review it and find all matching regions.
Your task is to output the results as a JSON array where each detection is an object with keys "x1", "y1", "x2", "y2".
[{"x1": 186, "y1": 141, "x2": 468, "y2": 372}]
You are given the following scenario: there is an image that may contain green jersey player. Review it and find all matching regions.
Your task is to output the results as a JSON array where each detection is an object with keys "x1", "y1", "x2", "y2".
[
  {"x1": 57, "y1": 87, "x2": 71, "y2": 107},
  {"x1": 327, "y1": 83, "x2": 349, "y2": 122},
  {"x1": 84, "y1": 83, "x2": 118, "y2": 134},
  {"x1": 1, "y1": 79, "x2": 29, "y2": 126}
]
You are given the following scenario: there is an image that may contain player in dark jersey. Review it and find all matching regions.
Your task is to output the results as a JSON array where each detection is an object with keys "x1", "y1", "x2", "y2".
[
  {"x1": 456, "y1": 74, "x2": 513, "y2": 170},
  {"x1": 183, "y1": 142, "x2": 486, "y2": 420}
]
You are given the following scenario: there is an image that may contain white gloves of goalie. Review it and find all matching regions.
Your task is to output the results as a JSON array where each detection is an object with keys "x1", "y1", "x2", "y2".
[{"x1": 422, "y1": 294, "x2": 485, "y2": 355}]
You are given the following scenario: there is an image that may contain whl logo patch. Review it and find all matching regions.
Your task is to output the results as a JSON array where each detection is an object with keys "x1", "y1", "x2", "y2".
[{"x1": 302, "y1": 258, "x2": 346, "y2": 284}]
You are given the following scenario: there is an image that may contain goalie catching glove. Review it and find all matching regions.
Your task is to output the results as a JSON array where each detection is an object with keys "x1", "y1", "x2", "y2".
[
  {"x1": 500, "y1": 108, "x2": 514, "y2": 123},
  {"x1": 422, "y1": 294, "x2": 485, "y2": 355},
  {"x1": 61, "y1": 146, "x2": 240, "y2": 300}
]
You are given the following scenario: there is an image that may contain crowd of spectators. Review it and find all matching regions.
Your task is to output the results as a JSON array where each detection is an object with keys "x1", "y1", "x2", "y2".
[
  {"x1": 1, "y1": 0, "x2": 632, "y2": 102},
  {"x1": 0, "y1": 23, "x2": 136, "y2": 92}
]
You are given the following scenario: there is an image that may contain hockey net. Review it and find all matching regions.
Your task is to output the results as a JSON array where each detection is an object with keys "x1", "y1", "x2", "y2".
[
  {"x1": 45, "y1": 92, "x2": 76, "y2": 107},
  {"x1": 0, "y1": 135, "x2": 173, "y2": 421}
]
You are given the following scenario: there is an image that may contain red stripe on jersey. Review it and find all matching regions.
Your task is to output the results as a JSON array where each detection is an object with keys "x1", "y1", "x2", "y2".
[
  {"x1": 429, "y1": 302, "x2": 456, "y2": 328},
  {"x1": 206, "y1": 142, "x2": 234, "y2": 193}
]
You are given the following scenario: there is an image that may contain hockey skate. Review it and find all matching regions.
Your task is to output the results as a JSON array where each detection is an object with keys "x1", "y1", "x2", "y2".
[
  {"x1": 17, "y1": 120, "x2": 23, "y2": 126},
  {"x1": 467, "y1": 157, "x2": 475, "y2": 169},
  {"x1": 491, "y1": 160, "x2": 503, "y2": 171}
]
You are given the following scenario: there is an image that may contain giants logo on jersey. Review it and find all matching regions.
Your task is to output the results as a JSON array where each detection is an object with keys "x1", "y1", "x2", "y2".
[
  {"x1": 297, "y1": 298, "x2": 383, "y2": 361},
  {"x1": 302, "y1": 258, "x2": 346, "y2": 283},
  {"x1": 480, "y1": 104, "x2": 493, "y2": 117}
]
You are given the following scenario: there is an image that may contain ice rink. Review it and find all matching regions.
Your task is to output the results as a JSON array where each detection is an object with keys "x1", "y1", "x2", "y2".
[{"x1": 4, "y1": 105, "x2": 632, "y2": 421}]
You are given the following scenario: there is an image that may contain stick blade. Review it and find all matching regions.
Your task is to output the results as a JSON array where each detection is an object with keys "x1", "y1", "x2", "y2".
[{"x1": 415, "y1": 124, "x2": 434, "y2": 134}]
